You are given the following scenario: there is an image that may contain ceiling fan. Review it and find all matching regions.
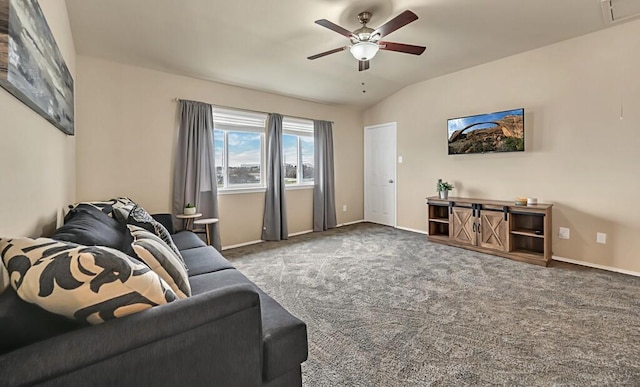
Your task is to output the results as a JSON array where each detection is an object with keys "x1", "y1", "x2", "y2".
[{"x1": 307, "y1": 10, "x2": 426, "y2": 71}]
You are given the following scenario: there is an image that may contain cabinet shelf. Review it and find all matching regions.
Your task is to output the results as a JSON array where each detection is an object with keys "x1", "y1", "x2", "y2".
[
  {"x1": 511, "y1": 229, "x2": 544, "y2": 238},
  {"x1": 510, "y1": 249, "x2": 545, "y2": 260},
  {"x1": 428, "y1": 219, "x2": 449, "y2": 237},
  {"x1": 426, "y1": 196, "x2": 552, "y2": 266}
]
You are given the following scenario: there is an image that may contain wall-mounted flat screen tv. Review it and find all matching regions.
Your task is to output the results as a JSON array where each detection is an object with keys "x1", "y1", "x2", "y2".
[{"x1": 447, "y1": 108, "x2": 524, "y2": 155}]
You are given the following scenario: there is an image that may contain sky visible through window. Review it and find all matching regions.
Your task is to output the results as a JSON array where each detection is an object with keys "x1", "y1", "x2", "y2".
[
  {"x1": 214, "y1": 128, "x2": 313, "y2": 187},
  {"x1": 214, "y1": 130, "x2": 223, "y2": 168},
  {"x1": 283, "y1": 134, "x2": 314, "y2": 184},
  {"x1": 214, "y1": 130, "x2": 262, "y2": 167},
  {"x1": 300, "y1": 137, "x2": 314, "y2": 180},
  {"x1": 283, "y1": 134, "x2": 298, "y2": 167},
  {"x1": 214, "y1": 129, "x2": 262, "y2": 186}
]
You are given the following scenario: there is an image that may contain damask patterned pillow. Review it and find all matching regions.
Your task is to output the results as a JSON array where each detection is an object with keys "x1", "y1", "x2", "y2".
[
  {"x1": 111, "y1": 197, "x2": 138, "y2": 222},
  {"x1": 0, "y1": 237, "x2": 177, "y2": 325},
  {"x1": 127, "y1": 225, "x2": 191, "y2": 299},
  {"x1": 0, "y1": 261, "x2": 8, "y2": 295},
  {"x1": 126, "y1": 205, "x2": 185, "y2": 267}
]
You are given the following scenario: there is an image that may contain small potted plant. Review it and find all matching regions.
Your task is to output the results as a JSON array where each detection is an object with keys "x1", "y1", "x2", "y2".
[
  {"x1": 184, "y1": 203, "x2": 196, "y2": 215},
  {"x1": 436, "y1": 179, "x2": 454, "y2": 199}
]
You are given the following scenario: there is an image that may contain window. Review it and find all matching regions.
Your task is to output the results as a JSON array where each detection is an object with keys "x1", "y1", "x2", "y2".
[
  {"x1": 213, "y1": 108, "x2": 266, "y2": 189},
  {"x1": 212, "y1": 109, "x2": 314, "y2": 191},
  {"x1": 283, "y1": 118, "x2": 314, "y2": 185}
]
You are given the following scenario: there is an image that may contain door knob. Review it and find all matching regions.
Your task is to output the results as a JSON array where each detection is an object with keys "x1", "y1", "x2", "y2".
[{"x1": 388, "y1": 179, "x2": 394, "y2": 183}]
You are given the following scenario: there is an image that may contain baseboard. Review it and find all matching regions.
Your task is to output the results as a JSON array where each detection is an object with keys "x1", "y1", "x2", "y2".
[
  {"x1": 289, "y1": 229, "x2": 313, "y2": 237},
  {"x1": 552, "y1": 255, "x2": 640, "y2": 277},
  {"x1": 222, "y1": 229, "x2": 314, "y2": 250},
  {"x1": 222, "y1": 239, "x2": 263, "y2": 250},
  {"x1": 396, "y1": 226, "x2": 428, "y2": 235},
  {"x1": 337, "y1": 219, "x2": 365, "y2": 227}
]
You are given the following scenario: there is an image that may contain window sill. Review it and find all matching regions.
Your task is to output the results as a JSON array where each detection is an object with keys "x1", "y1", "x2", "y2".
[
  {"x1": 217, "y1": 183, "x2": 314, "y2": 195},
  {"x1": 285, "y1": 184, "x2": 314, "y2": 191},
  {"x1": 217, "y1": 187, "x2": 266, "y2": 195}
]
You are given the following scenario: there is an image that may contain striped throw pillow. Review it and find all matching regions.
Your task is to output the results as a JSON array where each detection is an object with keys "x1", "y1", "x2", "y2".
[{"x1": 127, "y1": 225, "x2": 191, "y2": 299}]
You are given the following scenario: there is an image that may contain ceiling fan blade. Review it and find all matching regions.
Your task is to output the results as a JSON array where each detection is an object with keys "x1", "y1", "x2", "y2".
[
  {"x1": 359, "y1": 60, "x2": 370, "y2": 71},
  {"x1": 379, "y1": 41, "x2": 426, "y2": 55},
  {"x1": 372, "y1": 10, "x2": 418, "y2": 39},
  {"x1": 307, "y1": 46, "x2": 349, "y2": 60},
  {"x1": 315, "y1": 19, "x2": 355, "y2": 38}
]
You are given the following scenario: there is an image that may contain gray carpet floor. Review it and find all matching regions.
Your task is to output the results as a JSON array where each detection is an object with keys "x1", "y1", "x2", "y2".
[{"x1": 224, "y1": 223, "x2": 640, "y2": 386}]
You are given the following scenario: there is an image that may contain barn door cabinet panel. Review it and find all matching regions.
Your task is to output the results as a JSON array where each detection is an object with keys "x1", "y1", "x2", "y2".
[
  {"x1": 426, "y1": 197, "x2": 552, "y2": 266},
  {"x1": 478, "y1": 207, "x2": 509, "y2": 252},
  {"x1": 450, "y1": 206, "x2": 475, "y2": 245}
]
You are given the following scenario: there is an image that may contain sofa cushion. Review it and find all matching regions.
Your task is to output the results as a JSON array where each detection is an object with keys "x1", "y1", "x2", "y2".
[
  {"x1": 0, "y1": 237, "x2": 177, "y2": 324},
  {"x1": 0, "y1": 287, "x2": 83, "y2": 355},
  {"x1": 172, "y1": 231, "x2": 207, "y2": 251},
  {"x1": 128, "y1": 225, "x2": 191, "y2": 298},
  {"x1": 180, "y1": 246, "x2": 234, "y2": 277},
  {"x1": 52, "y1": 204, "x2": 132, "y2": 254},
  {"x1": 189, "y1": 270, "x2": 308, "y2": 382},
  {"x1": 189, "y1": 268, "x2": 253, "y2": 295}
]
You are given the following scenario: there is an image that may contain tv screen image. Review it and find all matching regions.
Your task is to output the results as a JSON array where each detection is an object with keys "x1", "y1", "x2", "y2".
[{"x1": 447, "y1": 108, "x2": 524, "y2": 155}]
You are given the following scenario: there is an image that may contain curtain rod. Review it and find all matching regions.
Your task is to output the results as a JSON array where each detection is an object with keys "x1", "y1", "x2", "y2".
[{"x1": 173, "y1": 98, "x2": 334, "y2": 124}]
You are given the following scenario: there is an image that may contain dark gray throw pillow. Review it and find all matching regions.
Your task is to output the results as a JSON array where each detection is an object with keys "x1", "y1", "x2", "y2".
[
  {"x1": 53, "y1": 204, "x2": 133, "y2": 255},
  {"x1": 66, "y1": 200, "x2": 116, "y2": 219}
]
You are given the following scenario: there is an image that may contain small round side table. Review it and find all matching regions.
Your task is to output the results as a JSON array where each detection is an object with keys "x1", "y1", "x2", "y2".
[
  {"x1": 175, "y1": 213, "x2": 202, "y2": 231},
  {"x1": 193, "y1": 218, "x2": 219, "y2": 246}
]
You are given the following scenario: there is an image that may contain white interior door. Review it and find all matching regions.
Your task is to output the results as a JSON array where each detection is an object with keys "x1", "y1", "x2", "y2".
[{"x1": 364, "y1": 122, "x2": 397, "y2": 227}]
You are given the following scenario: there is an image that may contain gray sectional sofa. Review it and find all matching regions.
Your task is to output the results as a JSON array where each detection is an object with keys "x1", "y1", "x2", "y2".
[{"x1": 0, "y1": 211, "x2": 308, "y2": 386}]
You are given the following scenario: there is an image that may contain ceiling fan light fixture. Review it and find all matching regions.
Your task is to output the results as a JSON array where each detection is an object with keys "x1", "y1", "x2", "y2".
[{"x1": 350, "y1": 41, "x2": 379, "y2": 61}]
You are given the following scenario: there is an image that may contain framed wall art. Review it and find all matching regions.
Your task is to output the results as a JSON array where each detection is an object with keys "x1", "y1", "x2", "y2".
[{"x1": 0, "y1": 0, "x2": 74, "y2": 135}]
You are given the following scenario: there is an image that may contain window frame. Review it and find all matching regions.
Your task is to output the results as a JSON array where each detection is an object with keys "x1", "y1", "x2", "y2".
[
  {"x1": 282, "y1": 117, "x2": 315, "y2": 188},
  {"x1": 213, "y1": 108, "x2": 267, "y2": 192}
]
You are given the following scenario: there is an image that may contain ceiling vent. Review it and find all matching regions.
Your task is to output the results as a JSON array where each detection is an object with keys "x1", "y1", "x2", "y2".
[{"x1": 601, "y1": 0, "x2": 640, "y2": 24}]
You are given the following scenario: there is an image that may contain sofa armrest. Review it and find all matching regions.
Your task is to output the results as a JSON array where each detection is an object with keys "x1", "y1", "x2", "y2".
[
  {"x1": 0, "y1": 284, "x2": 263, "y2": 386},
  {"x1": 152, "y1": 213, "x2": 175, "y2": 234}
]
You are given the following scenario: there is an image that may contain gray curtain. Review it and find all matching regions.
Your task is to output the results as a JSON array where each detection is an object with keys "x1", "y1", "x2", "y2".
[
  {"x1": 262, "y1": 113, "x2": 288, "y2": 240},
  {"x1": 313, "y1": 120, "x2": 337, "y2": 231},
  {"x1": 173, "y1": 100, "x2": 221, "y2": 250}
]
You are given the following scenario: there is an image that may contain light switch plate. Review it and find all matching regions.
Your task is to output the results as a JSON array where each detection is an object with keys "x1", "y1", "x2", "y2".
[
  {"x1": 597, "y1": 232, "x2": 607, "y2": 244},
  {"x1": 559, "y1": 227, "x2": 570, "y2": 240}
]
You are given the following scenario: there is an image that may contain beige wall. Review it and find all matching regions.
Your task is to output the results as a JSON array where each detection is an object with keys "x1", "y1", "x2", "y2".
[
  {"x1": 0, "y1": 0, "x2": 76, "y2": 237},
  {"x1": 76, "y1": 56, "x2": 364, "y2": 247},
  {"x1": 364, "y1": 20, "x2": 640, "y2": 273}
]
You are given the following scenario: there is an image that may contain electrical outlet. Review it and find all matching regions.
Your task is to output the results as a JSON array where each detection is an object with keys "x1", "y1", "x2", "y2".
[
  {"x1": 597, "y1": 232, "x2": 607, "y2": 244},
  {"x1": 342, "y1": 204, "x2": 347, "y2": 212},
  {"x1": 398, "y1": 156, "x2": 403, "y2": 163},
  {"x1": 558, "y1": 227, "x2": 570, "y2": 240}
]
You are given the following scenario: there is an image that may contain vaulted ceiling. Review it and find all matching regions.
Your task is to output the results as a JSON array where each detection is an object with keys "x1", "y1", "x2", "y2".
[{"x1": 65, "y1": 0, "x2": 633, "y2": 108}]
